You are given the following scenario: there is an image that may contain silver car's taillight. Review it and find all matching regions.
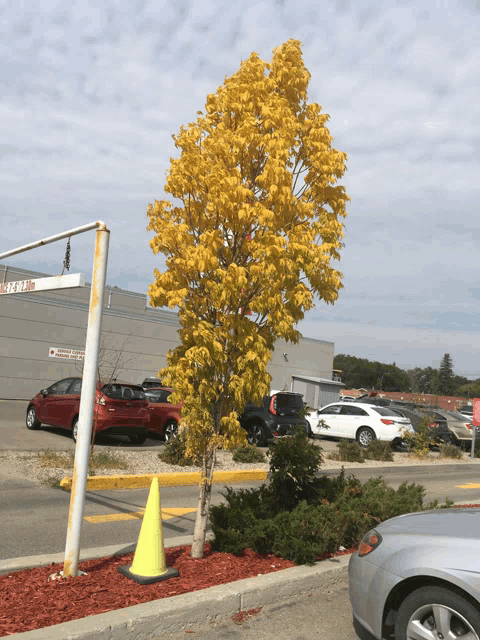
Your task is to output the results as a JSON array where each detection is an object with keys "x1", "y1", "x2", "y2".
[{"x1": 358, "y1": 530, "x2": 383, "y2": 557}]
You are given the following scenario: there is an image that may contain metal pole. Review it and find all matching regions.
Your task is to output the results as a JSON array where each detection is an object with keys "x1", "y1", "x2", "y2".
[
  {"x1": 63, "y1": 227, "x2": 110, "y2": 576},
  {"x1": 0, "y1": 221, "x2": 107, "y2": 260}
]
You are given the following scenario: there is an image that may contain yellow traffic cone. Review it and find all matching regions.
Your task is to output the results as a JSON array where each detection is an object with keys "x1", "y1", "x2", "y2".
[{"x1": 118, "y1": 477, "x2": 179, "y2": 584}]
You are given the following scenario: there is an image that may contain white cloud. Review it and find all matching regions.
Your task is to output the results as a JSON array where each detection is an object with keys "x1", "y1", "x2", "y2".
[{"x1": 1, "y1": 0, "x2": 479, "y2": 378}]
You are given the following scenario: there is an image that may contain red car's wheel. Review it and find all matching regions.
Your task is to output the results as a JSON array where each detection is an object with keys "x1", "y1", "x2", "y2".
[
  {"x1": 163, "y1": 421, "x2": 178, "y2": 442},
  {"x1": 26, "y1": 406, "x2": 41, "y2": 430}
]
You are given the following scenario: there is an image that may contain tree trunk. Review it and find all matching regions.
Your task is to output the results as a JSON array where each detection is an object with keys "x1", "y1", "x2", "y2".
[{"x1": 191, "y1": 447, "x2": 216, "y2": 558}]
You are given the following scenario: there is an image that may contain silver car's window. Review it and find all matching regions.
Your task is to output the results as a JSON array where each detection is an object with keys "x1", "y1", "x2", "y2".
[
  {"x1": 319, "y1": 405, "x2": 342, "y2": 415},
  {"x1": 445, "y1": 410, "x2": 470, "y2": 421}
]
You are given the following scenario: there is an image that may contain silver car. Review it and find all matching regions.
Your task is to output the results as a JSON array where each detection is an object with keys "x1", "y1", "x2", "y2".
[{"x1": 349, "y1": 508, "x2": 480, "y2": 640}]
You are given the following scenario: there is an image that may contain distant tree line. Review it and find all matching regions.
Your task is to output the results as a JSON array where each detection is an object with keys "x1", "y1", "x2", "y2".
[{"x1": 333, "y1": 352, "x2": 479, "y2": 398}]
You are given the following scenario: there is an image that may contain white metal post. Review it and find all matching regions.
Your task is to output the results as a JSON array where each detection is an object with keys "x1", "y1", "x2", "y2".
[{"x1": 63, "y1": 227, "x2": 110, "y2": 577}]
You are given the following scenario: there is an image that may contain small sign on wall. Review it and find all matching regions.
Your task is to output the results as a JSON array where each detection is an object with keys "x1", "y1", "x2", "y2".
[{"x1": 49, "y1": 347, "x2": 85, "y2": 360}]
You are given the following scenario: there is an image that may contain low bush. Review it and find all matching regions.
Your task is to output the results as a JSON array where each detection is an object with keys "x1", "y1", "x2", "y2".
[
  {"x1": 209, "y1": 427, "x2": 455, "y2": 565},
  {"x1": 330, "y1": 440, "x2": 365, "y2": 463},
  {"x1": 363, "y1": 440, "x2": 394, "y2": 462},
  {"x1": 267, "y1": 427, "x2": 324, "y2": 511},
  {"x1": 232, "y1": 445, "x2": 266, "y2": 464},
  {"x1": 158, "y1": 431, "x2": 203, "y2": 467},
  {"x1": 439, "y1": 443, "x2": 463, "y2": 459},
  {"x1": 400, "y1": 413, "x2": 439, "y2": 458}
]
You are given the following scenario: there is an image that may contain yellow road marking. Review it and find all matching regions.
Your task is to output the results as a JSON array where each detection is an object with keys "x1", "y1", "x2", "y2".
[
  {"x1": 84, "y1": 507, "x2": 197, "y2": 524},
  {"x1": 455, "y1": 483, "x2": 480, "y2": 489}
]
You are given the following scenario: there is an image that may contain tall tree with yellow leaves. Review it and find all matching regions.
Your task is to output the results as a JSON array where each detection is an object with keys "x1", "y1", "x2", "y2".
[{"x1": 147, "y1": 39, "x2": 349, "y2": 558}]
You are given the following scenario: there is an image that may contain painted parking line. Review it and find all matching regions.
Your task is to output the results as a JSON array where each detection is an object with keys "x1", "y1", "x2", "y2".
[
  {"x1": 455, "y1": 483, "x2": 480, "y2": 489},
  {"x1": 84, "y1": 507, "x2": 197, "y2": 524}
]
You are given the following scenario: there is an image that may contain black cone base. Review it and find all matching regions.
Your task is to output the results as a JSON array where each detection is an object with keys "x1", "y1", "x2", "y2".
[{"x1": 118, "y1": 564, "x2": 179, "y2": 584}]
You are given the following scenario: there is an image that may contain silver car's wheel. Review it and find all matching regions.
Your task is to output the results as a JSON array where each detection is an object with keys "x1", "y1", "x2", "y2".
[
  {"x1": 356, "y1": 427, "x2": 375, "y2": 448},
  {"x1": 163, "y1": 421, "x2": 178, "y2": 442},
  {"x1": 396, "y1": 586, "x2": 480, "y2": 640},
  {"x1": 26, "y1": 406, "x2": 41, "y2": 430}
]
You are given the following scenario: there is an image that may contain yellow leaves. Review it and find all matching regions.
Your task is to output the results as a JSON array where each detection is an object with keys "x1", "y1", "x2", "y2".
[{"x1": 146, "y1": 37, "x2": 349, "y2": 461}]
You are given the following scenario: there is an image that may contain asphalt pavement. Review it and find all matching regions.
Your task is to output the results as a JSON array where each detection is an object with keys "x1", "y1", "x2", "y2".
[{"x1": 159, "y1": 581, "x2": 369, "y2": 640}]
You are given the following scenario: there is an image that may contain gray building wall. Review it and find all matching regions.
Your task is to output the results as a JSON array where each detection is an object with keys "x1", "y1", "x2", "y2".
[
  {"x1": 0, "y1": 265, "x2": 336, "y2": 400},
  {"x1": 291, "y1": 375, "x2": 344, "y2": 410}
]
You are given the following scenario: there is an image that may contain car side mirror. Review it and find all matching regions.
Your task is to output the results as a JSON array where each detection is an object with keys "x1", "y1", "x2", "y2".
[{"x1": 41, "y1": 389, "x2": 49, "y2": 397}]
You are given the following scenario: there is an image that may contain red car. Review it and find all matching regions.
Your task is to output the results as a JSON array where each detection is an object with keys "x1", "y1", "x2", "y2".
[
  {"x1": 26, "y1": 377, "x2": 150, "y2": 444},
  {"x1": 144, "y1": 387, "x2": 182, "y2": 441}
]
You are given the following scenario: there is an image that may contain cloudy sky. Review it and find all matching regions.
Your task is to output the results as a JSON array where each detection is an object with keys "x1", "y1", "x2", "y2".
[{"x1": 1, "y1": 0, "x2": 479, "y2": 377}]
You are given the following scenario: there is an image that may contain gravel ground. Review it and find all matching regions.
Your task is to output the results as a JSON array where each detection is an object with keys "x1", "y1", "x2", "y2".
[{"x1": 2, "y1": 445, "x2": 480, "y2": 487}]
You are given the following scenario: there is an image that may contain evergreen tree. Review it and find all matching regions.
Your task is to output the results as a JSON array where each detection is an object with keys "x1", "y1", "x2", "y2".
[{"x1": 438, "y1": 353, "x2": 455, "y2": 395}]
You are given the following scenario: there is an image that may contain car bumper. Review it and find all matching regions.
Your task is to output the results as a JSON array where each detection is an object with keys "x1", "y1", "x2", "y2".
[{"x1": 348, "y1": 552, "x2": 401, "y2": 640}]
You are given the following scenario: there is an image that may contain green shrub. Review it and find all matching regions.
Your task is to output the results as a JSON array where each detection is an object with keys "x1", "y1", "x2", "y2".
[
  {"x1": 439, "y1": 443, "x2": 463, "y2": 459},
  {"x1": 158, "y1": 431, "x2": 202, "y2": 467},
  {"x1": 400, "y1": 413, "x2": 438, "y2": 457},
  {"x1": 332, "y1": 440, "x2": 365, "y2": 463},
  {"x1": 232, "y1": 445, "x2": 266, "y2": 464},
  {"x1": 270, "y1": 501, "x2": 342, "y2": 564},
  {"x1": 267, "y1": 427, "x2": 324, "y2": 511},
  {"x1": 363, "y1": 440, "x2": 394, "y2": 462}
]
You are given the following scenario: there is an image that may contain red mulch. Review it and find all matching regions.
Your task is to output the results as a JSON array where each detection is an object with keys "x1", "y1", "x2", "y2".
[
  {"x1": 0, "y1": 543, "x2": 357, "y2": 636},
  {"x1": 3, "y1": 503, "x2": 475, "y2": 636}
]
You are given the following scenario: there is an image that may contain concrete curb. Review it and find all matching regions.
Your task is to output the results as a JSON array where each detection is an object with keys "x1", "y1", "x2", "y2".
[
  {"x1": 321, "y1": 461, "x2": 480, "y2": 476},
  {"x1": 2, "y1": 535, "x2": 350, "y2": 639},
  {"x1": 59, "y1": 469, "x2": 268, "y2": 490},
  {"x1": 58, "y1": 460, "x2": 480, "y2": 491}
]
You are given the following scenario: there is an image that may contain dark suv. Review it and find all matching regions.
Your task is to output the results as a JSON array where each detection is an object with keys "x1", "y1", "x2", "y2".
[{"x1": 239, "y1": 392, "x2": 309, "y2": 446}]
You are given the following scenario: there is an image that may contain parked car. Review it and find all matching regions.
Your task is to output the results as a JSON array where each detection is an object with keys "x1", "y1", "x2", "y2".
[
  {"x1": 357, "y1": 396, "x2": 393, "y2": 407},
  {"x1": 415, "y1": 407, "x2": 477, "y2": 448},
  {"x1": 141, "y1": 377, "x2": 163, "y2": 390},
  {"x1": 26, "y1": 377, "x2": 149, "y2": 444},
  {"x1": 349, "y1": 507, "x2": 480, "y2": 640},
  {"x1": 310, "y1": 401, "x2": 414, "y2": 448},
  {"x1": 144, "y1": 387, "x2": 182, "y2": 441},
  {"x1": 459, "y1": 404, "x2": 473, "y2": 418},
  {"x1": 239, "y1": 392, "x2": 309, "y2": 446},
  {"x1": 388, "y1": 404, "x2": 454, "y2": 445}
]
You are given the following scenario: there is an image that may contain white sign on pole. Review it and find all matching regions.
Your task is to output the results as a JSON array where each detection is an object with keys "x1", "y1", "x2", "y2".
[
  {"x1": 49, "y1": 347, "x2": 85, "y2": 360},
  {"x1": 0, "y1": 273, "x2": 85, "y2": 295}
]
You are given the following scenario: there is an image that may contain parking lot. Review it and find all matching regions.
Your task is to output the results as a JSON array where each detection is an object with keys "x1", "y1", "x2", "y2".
[{"x1": 0, "y1": 399, "x2": 342, "y2": 456}]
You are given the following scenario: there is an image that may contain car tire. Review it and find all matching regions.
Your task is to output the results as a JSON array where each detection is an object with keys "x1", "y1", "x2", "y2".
[
  {"x1": 395, "y1": 585, "x2": 480, "y2": 640},
  {"x1": 247, "y1": 423, "x2": 267, "y2": 447},
  {"x1": 26, "y1": 406, "x2": 41, "y2": 430},
  {"x1": 129, "y1": 434, "x2": 147, "y2": 445},
  {"x1": 72, "y1": 416, "x2": 79, "y2": 443},
  {"x1": 356, "y1": 426, "x2": 375, "y2": 448},
  {"x1": 163, "y1": 421, "x2": 178, "y2": 442}
]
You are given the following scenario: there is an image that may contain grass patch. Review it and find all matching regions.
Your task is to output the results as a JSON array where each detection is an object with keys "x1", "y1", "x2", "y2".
[
  {"x1": 232, "y1": 445, "x2": 266, "y2": 464},
  {"x1": 439, "y1": 444, "x2": 463, "y2": 459},
  {"x1": 35, "y1": 448, "x2": 129, "y2": 472},
  {"x1": 36, "y1": 450, "x2": 74, "y2": 468},
  {"x1": 88, "y1": 450, "x2": 129, "y2": 471}
]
